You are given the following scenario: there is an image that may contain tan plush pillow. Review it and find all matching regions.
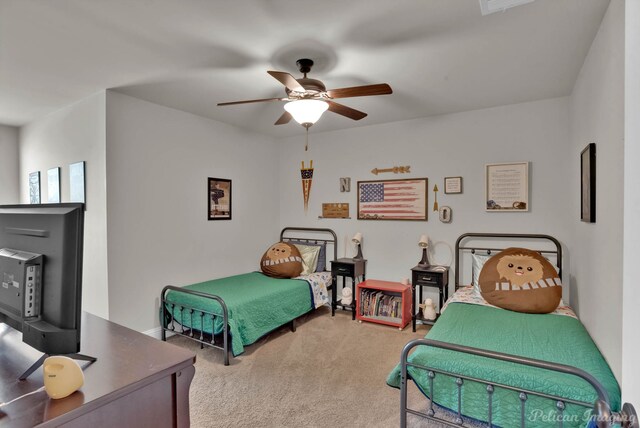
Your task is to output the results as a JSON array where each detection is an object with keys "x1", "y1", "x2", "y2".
[
  {"x1": 479, "y1": 247, "x2": 561, "y2": 314},
  {"x1": 260, "y1": 242, "x2": 303, "y2": 279},
  {"x1": 293, "y1": 243, "x2": 320, "y2": 276}
]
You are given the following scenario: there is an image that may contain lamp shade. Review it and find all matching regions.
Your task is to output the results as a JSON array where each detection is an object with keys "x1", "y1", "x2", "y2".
[
  {"x1": 352, "y1": 232, "x2": 363, "y2": 244},
  {"x1": 284, "y1": 99, "x2": 329, "y2": 125},
  {"x1": 418, "y1": 234, "x2": 428, "y2": 248}
]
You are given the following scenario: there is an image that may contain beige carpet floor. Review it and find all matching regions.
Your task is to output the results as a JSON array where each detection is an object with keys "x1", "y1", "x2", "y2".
[{"x1": 167, "y1": 307, "x2": 442, "y2": 428}]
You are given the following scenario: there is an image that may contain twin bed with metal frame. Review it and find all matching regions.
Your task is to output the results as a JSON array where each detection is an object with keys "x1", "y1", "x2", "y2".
[
  {"x1": 160, "y1": 227, "x2": 337, "y2": 366},
  {"x1": 390, "y1": 233, "x2": 637, "y2": 428}
]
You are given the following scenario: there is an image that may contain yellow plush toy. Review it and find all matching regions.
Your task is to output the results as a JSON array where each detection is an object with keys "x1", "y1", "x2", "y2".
[{"x1": 43, "y1": 356, "x2": 84, "y2": 399}]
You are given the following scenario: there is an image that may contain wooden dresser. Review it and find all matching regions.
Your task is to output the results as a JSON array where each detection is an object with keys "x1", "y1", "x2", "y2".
[{"x1": 0, "y1": 312, "x2": 196, "y2": 428}]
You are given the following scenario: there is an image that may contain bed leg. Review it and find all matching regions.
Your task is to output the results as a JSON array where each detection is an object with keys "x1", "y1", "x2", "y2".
[
  {"x1": 290, "y1": 319, "x2": 296, "y2": 333},
  {"x1": 221, "y1": 300, "x2": 230, "y2": 366},
  {"x1": 331, "y1": 277, "x2": 336, "y2": 316},
  {"x1": 400, "y1": 342, "x2": 412, "y2": 428},
  {"x1": 620, "y1": 403, "x2": 639, "y2": 428},
  {"x1": 223, "y1": 332, "x2": 230, "y2": 366},
  {"x1": 160, "y1": 290, "x2": 166, "y2": 342},
  {"x1": 597, "y1": 401, "x2": 639, "y2": 428}
]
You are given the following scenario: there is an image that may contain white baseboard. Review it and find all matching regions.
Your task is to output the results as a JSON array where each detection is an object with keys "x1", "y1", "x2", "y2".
[{"x1": 143, "y1": 327, "x2": 174, "y2": 340}]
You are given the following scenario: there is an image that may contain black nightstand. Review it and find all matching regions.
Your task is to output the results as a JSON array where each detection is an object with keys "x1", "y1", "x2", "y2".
[
  {"x1": 331, "y1": 258, "x2": 367, "y2": 320},
  {"x1": 411, "y1": 265, "x2": 449, "y2": 331}
]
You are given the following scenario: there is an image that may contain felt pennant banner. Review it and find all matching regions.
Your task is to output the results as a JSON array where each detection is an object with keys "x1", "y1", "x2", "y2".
[{"x1": 301, "y1": 160, "x2": 314, "y2": 213}]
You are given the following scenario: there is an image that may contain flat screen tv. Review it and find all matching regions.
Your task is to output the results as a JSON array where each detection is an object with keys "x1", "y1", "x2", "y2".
[{"x1": 0, "y1": 203, "x2": 85, "y2": 370}]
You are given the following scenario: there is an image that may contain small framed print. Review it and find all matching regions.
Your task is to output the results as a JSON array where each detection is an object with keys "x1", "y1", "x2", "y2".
[
  {"x1": 47, "y1": 167, "x2": 61, "y2": 203},
  {"x1": 444, "y1": 176, "x2": 462, "y2": 194},
  {"x1": 208, "y1": 178, "x2": 231, "y2": 220},
  {"x1": 29, "y1": 172, "x2": 41, "y2": 204}
]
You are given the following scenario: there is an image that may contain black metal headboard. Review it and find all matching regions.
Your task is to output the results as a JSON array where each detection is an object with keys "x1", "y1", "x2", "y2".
[
  {"x1": 454, "y1": 233, "x2": 562, "y2": 290},
  {"x1": 280, "y1": 227, "x2": 338, "y2": 262}
]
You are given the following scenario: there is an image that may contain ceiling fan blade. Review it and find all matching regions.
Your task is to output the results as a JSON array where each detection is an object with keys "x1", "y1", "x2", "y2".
[
  {"x1": 326, "y1": 83, "x2": 393, "y2": 99},
  {"x1": 267, "y1": 71, "x2": 306, "y2": 92},
  {"x1": 274, "y1": 111, "x2": 292, "y2": 125},
  {"x1": 327, "y1": 101, "x2": 368, "y2": 121},
  {"x1": 217, "y1": 97, "x2": 284, "y2": 106}
]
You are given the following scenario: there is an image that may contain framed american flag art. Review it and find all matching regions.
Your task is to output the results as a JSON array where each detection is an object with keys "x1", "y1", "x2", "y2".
[{"x1": 357, "y1": 178, "x2": 428, "y2": 221}]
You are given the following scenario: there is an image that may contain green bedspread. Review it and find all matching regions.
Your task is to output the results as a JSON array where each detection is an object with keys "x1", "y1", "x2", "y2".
[
  {"x1": 165, "y1": 272, "x2": 313, "y2": 356},
  {"x1": 386, "y1": 303, "x2": 620, "y2": 427}
]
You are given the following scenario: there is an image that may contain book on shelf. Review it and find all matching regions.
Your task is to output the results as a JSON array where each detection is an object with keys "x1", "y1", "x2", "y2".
[{"x1": 360, "y1": 289, "x2": 402, "y2": 319}]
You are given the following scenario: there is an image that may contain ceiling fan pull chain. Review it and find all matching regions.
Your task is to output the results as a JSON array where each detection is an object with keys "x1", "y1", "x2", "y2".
[{"x1": 305, "y1": 127, "x2": 309, "y2": 151}]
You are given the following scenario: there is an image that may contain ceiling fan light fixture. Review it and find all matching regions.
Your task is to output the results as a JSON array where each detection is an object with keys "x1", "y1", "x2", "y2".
[{"x1": 284, "y1": 99, "x2": 329, "y2": 126}]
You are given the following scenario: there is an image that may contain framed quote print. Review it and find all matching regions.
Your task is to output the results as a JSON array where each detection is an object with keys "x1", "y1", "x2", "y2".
[{"x1": 485, "y1": 162, "x2": 529, "y2": 211}]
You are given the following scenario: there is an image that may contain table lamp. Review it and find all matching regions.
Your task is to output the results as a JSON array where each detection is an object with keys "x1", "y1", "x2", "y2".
[
  {"x1": 418, "y1": 234, "x2": 430, "y2": 267},
  {"x1": 352, "y1": 232, "x2": 363, "y2": 260}
]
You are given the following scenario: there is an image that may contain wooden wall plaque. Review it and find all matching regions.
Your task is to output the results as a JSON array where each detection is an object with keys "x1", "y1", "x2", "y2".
[{"x1": 322, "y1": 203, "x2": 349, "y2": 218}]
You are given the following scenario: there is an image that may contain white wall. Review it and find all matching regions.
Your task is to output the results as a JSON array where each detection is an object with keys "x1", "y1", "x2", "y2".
[
  {"x1": 623, "y1": 0, "x2": 640, "y2": 406},
  {"x1": 0, "y1": 124, "x2": 19, "y2": 204},
  {"x1": 568, "y1": 0, "x2": 624, "y2": 381},
  {"x1": 105, "y1": 91, "x2": 280, "y2": 332},
  {"x1": 278, "y1": 97, "x2": 571, "y2": 298},
  {"x1": 19, "y1": 92, "x2": 109, "y2": 319}
]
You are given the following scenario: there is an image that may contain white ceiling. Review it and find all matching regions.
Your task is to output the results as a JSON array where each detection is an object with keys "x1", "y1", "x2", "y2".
[{"x1": 0, "y1": 0, "x2": 609, "y2": 137}]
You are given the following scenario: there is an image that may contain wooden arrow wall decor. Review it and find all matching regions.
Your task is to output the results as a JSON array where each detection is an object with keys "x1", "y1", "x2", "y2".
[{"x1": 371, "y1": 165, "x2": 411, "y2": 175}]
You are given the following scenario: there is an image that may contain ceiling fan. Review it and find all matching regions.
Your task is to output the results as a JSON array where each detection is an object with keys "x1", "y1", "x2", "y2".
[{"x1": 217, "y1": 58, "x2": 393, "y2": 128}]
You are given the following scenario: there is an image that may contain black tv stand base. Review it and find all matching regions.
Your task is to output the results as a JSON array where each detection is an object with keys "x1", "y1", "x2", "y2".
[{"x1": 19, "y1": 353, "x2": 97, "y2": 381}]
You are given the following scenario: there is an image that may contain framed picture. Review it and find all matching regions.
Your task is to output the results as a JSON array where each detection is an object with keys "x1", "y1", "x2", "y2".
[
  {"x1": 444, "y1": 176, "x2": 463, "y2": 194},
  {"x1": 581, "y1": 143, "x2": 596, "y2": 223},
  {"x1": 208, "y1": 178, "x2": 231, "y2": 220},
  {"x1": 357, "y1": 178, "x2": 428, "y2": 221},
  {"x1": 29, "y1": 172, "x2": 41, "y2": 204},
  {"x1": 485, "y1": 162, "x2": 529, "y2": 211},
  {"x1": 69, "y1": 161, "x2": 86, "y2": 203},
  {"x1": 47, "y1": 167, "x2": 61, "y2": 203}
]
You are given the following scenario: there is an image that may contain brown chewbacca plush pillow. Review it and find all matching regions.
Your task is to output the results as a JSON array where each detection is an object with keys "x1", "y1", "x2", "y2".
[
  {"x1": 260, "y1": 242, "x2": 303, "y2": 279},
  {"x1": 479, "y1": 247, "x2": 561, "y2": 314}
]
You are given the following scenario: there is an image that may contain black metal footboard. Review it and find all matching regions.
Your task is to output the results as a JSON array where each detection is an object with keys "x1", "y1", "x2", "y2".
[
  {"x1": 400, "y1": 339, "x2": 638, "y2": 428},
  {"x1": 160, "y1": 285, "x2": 230, "y2": 366}
]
